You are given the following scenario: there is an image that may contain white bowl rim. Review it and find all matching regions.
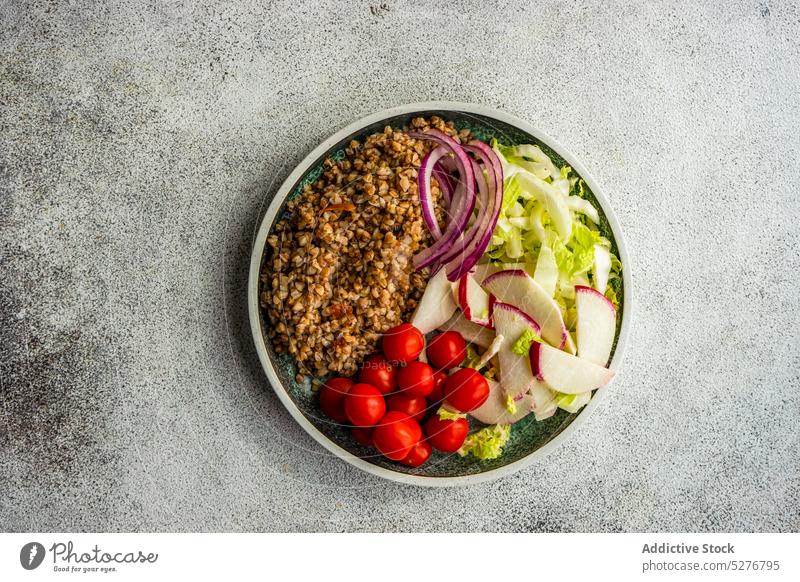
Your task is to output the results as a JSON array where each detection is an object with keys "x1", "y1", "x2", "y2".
[{"x1": 247, "y1": 101, "x2": 633, "y2": 487}]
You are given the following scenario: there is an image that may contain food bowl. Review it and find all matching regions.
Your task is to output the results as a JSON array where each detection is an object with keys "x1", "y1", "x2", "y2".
[{"x1": 248, "y1": 102, "x2": 631, "y2": 486}]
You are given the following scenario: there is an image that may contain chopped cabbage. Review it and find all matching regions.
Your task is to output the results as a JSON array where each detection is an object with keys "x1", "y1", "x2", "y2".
[
  {"x1": 511, "y1": 329, "x2": 540, "y2": 356},
  {"x1": 486, "y1": 141, "x2": 623, "y2": 363},
  {"x1": 555, "y1": 391, "x2": 592, "y2": 413},
  {"x1": 458, "y1": 424, "x2": 511, "y2": 460},
  {"x1": 437, "y1": 407, "x2": 466, "y2": 421},
  {"x1": 462, "y1": 344, "x2": 483, "y2": 369},
  {"x1": 593, "y1": 244, "x2": 612, "y2": 293},
  {"x1": 504, "y1": 394, "x2": 517, "y2": 414},
  {"x1": 533, "y1": 244, "x2": 558, "y2": 297}
]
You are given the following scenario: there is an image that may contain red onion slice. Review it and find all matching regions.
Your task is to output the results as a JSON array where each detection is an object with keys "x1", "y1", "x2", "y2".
[
  {"x1": 437, "y1": 157, "x2": 488, "y2": 267},
  {"x1": 433, "y1": 157, "x2": 456, "y2": 207},
  {"x1": 418, "y1": 147, "x2": 450, "y2": 239},
  {"x1": 408, "y1": 130, "x2": 475, "y2": 270},
  {"x1": 444, "y1": 141, "x2": 504, "y2": 280}
]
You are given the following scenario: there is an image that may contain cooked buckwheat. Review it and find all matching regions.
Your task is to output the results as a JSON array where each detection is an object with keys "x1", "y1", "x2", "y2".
[{"x1": 260, "y1": 117, "x2": 471, "y2": 378}]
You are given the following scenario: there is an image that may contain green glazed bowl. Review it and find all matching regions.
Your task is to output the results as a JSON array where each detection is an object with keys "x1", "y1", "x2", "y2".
[{"x1": 248, "y1": 102, "x2": 632, "y2": 486}]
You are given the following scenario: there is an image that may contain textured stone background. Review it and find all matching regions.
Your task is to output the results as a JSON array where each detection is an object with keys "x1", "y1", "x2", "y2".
[{"x1": 1, "y1": 0, "x2": 799, "y2": 532}]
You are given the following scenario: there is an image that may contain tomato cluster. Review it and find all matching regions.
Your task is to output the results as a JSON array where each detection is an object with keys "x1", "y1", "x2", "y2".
[{"x1": 318, "y1": 323, "x2": 491, "y2": 467}]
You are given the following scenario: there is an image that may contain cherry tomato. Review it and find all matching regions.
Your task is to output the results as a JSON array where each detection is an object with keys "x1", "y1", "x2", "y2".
[
  {"x1": 427, "y1": 370, "x2": 449, "y2": 404},
  {"x1": 444, "y1": 368, "x2": 490, "y2": 412},
  {"x1": 344, "y1": 383, "x2": 386, "y2": 427},
  {"x1": 426, "y1": 331, "x2": 467, "y2": 370},
  {"x1": 386, "y1": 393, "x2": 427, "y2": 422},
  {"x1": 396, "y1": 360, "x2": 434, "y2": 397},
  {"x1": 319, "y1": 377, "x2": 354, "y2": 422},
  {"x1": 351, "y1": 426, "x2": 374, "y2": 446},
  {"x1": 372, "y1": 411, "x2": 423, "y2": 460},
  {"x1": 358, "y1": 354, "x2": 397, "y2": 394},
  {"x1": 382, "y1": 323, "x2": 424, "y2": 364},
  {"x1": 401, "y1": 439, "x2": 432, "y2": 467},
  {"x1": 424, "y1": 415, "x2": 469, "y2": 452}
]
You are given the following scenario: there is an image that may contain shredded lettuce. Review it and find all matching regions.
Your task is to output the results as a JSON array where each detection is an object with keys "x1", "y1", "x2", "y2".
[
  {"x1": 463, "y1": 344, "x2": 483, "y2": 369},
  {"x1": 605, "y1": 284, "x2": 619, "y2": 309},
  {"x1": 458, "y1": 424, "x2": 511, "y2": 460},
  {"x1": 567, "y1": 195, "x2": 600, "y2": 224},
  {"x1": 437, "y1": 407, "x2": 466, "y2": 421},
  {"x1": 511, "y1": 328, "x2": 540, "y2": 356},
  {"x1": 533, "y1": 244, "x2": 558, "y2": 297},
  {"x1": 555, "y1": 391, "x2": 592, "y2": 413},
  {"x1": 487, "y1": 141, "x2": 624, "y2": 351},
  {"x1": 592, "y1": 244, "x2": 612, "y2": 293},
  {"x1": 504, "y1": 395, "x2": 517, "y2": 414}
]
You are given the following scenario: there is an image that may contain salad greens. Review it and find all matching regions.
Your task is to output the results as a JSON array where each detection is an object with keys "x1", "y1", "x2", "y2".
[
  {"x1": 458, "y1": 424, "x2": 511, "y2": 460},
  {"x1": 511, "y1": 328, "x2": 540, "y2": 356},
  {"x1": 485, "y1": 140, "x2": 623, "y2": 413},
  {"x1": 436, "y1": 407, "x2": 466, "y2": 421}
]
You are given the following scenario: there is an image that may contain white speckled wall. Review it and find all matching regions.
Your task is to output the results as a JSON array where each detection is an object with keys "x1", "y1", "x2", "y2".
[{"x1": 1, "y1": 0, "x2": 798, "y2": 531}]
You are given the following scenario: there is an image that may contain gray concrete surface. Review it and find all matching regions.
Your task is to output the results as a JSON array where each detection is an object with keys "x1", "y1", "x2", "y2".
[{"x1": 1, "y1": 0, "x2": 799, "y2": 532}]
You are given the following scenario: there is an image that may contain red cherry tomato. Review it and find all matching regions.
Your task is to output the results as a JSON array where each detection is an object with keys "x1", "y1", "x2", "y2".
[
  {"x1": 319, "y1": 377, "x2": 354, "y2": 422},
  {"x1": 351, "y1": 426, "x2": 374, "y2": 446},
  {"x1": 427, "y1": 370, "x2": 448, "y2": 404},
  {"x1": 424, "y1": 415, "x2": 469, "y2": 453},
  {"x1": 372, "y1": 411, "x2": 423, "y2": 460},
  {"x1": 382, "y1": 323, "x2": 424, "y2": 364},
  {"x1": 358, "y1": 354, "x2": 397, "y2": 394},
  {"x1": 444, "y1": 368, "x2": 490, "y2": 412},
  {"x1": 401, "y1": 439, "x2": 432, "y2": 467},
  {"x1": 396, "y1": 361, "x2": 434, "y2": 397},
  {"x1": 344, "y1": 383, "x2": 386, "y2": 427},
  {"x1": 386, "y1": 393, "x2": 427, "y2": 422},
  {"x1": 426, "y1": 331, "x2": 467, "y2": 370}
]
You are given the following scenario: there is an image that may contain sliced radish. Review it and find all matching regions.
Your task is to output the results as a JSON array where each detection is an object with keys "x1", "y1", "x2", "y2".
[
  {"x1": 492, "y1": 302, "x2": 541, "y2": 398},
  {"x1": 483, "y1": 269, "x2": 570, "y2": 350},
  {"x1": 575, "y1": 285, "x2": 616, "y2": 366},
  {"x1": 470, "y1": 378, "x2": 534, "y2": 425},
  {"x1": 476, "y1": 334, "x2": 504, "y2": 369},
  {"x1": 438, "y1": 313, "x2": 495, "y2": 348},
  {"x1": 456, "y1": 274, "x2": 492, "y2": 327},
  {"x1": 593, "y1": 245, "x2": 612, "y2": 294},
  {"x1": 471, "y1": 262, "x2": 501, "y2": 284},
  {"x1": 564, "y1": 330, "x2": 577, "y2": 356},
  {"x1": 530, "y1": 380, "x2": 558, "y2": 421},
  {"x1": 410, "y1": 268, "x2": 457, "y2": 334},
  {"x1": 529, "y1": 341, "x2": 615, "y2": 394}
]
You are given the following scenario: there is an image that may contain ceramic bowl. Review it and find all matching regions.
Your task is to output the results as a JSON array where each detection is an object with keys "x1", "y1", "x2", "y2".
[{"x1": 248, "y1": 102, "x2": 631, "y2": 486}]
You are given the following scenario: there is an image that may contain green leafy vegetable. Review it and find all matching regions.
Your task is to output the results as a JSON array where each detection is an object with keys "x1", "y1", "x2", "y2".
[
  {"x1": 504, "y1": 395, "x2": 517, "y2": 414},
  {"x1": 511, "y1": 329, "x2": 540, "y2": 356},
  {"x1": 437, "y1": 407, "x2": 466, "y2": 421},
  {"x1": 463, "y1": 344, "x2": 483, "y2": 370},
  {"x1": 533, "y1": 244, "x2": 558, "y2": 297},
  {"x1": 555, "y1": 391, "x2": 591, "y2": 413},
  {"x1": 605, "y1": 284, "x2": 620, "y2": 309},
  {"x1": 458, "y1": 425, "x2": 511, "y2": 460}
]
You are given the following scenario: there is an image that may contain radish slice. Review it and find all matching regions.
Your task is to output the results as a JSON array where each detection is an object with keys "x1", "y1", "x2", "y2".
[
  {"x1": 437, "y1": 313, "x2": 495, "y2": 348},
  {"x1": 470, "y1": 377, "x2": 534, "y2": 425},
  {"x1": 456, "y1": 273, "x2": 492, "y2": 327},
  {"x1": 410, "y1": 267, "x2": 458, "y2": 334},
  {"x1": 529, "y1": 341, "x2": 615, "y2": 394},
  {"x1": 408, "y1": 130, "x2": 476, "y2": 270},
  {"x1": 418, "y1": 147, "x2": 450, "y2": 239}
]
